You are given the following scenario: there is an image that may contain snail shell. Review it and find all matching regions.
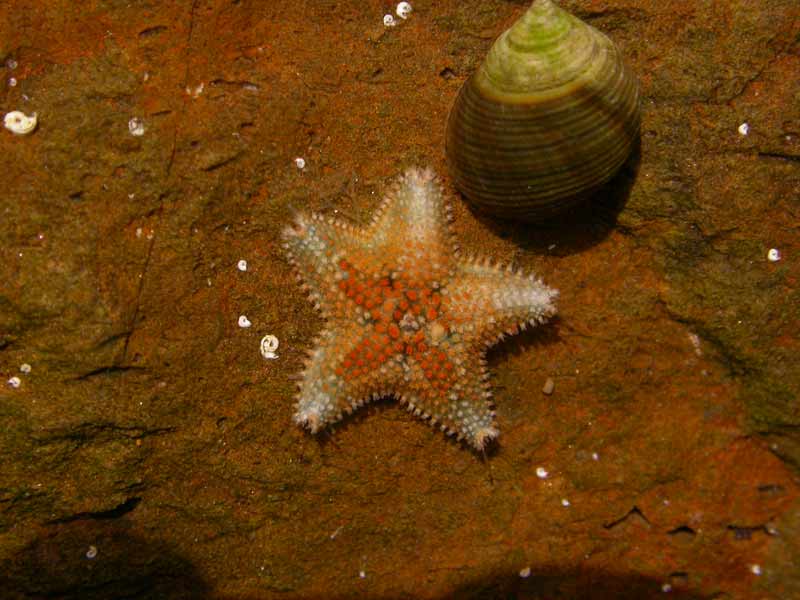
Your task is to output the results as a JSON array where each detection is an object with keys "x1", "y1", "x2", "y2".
[
  {"x1": 445, "y1": 0, "x2": 640, "y2": 221},
  {"x1": 3, "y1": 111, "x2": 38, "y2": 136}
]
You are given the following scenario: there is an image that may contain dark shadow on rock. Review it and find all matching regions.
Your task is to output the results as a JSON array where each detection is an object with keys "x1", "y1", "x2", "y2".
[
  {"x1": 280, "y1": 565, "x2": 710, "y2": 600},
  {"x1": 445, "y1": 564, "x2": 713, "y2": 600},
  {"x1": 0, "y1": 520, "x2": 210, "y2": 600},
  {"x1": 486, "y1": 314, "x2": 564, "y2": 367},
  {"x1": 464, "y1": 139, "x2": 641, "y2": 257},
  {"x1": 309, "y1": 395, "x2": 491, "y2": 456}
]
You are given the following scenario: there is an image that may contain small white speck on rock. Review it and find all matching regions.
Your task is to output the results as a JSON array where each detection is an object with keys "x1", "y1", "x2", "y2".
[
  {"x1": 767, "y1": 248, "x2": 781, "y2": 262},
  {"x1": 20, "y1": 363, "x2": 32, "y2": 374},
  {"x1": 294, "y1": 157, "x2": 306, "y2": 169},
  {"x1": 542, "y1": 377, "x2": 555, "y2": 395},
  {"x1": 7, "y1": 376, "x2": 21, "y2": 389},
  {"x1": 86, "y1": 545, "x2": 98, "y2": 559},
  {"x1": 519, "y1": 566, "x2": 531, "y2": 578},
  {"x1": 591, "y1": 452, "x2": 599, "y2": 461},
  {"x1": 750, "y1": 564, "x2": 762, "y2": 576},
  {"x1": 238, "y1": 315, "x2": 252, "y2": 328},
  {"x1": 738, "y1": 122, "x2": 750, "y2": 136},
  {"x1": 8, "y1": 77, "x2": 17, "y2": 87},
  {"x1": 561, "y1": 498, "x2": 570, "y2": 507},
  {"x1": 688, "y1": 332, "x2": 702, "y2": 355},
  {"x1": 186, "y1": 82, "x2": 204, "y2": 98},
  {"x1": 128, "y1": 117, "x2": 145, "y2": 136},
  {"x1": 661, "y1": 583, "x2": 672, "y2": 593},
  {"x1": 237, "y1": 259, "x2": 248, "y2": 272},
  {"x1": 536, "y1": 467, "x2": 548, "y2": 479}
]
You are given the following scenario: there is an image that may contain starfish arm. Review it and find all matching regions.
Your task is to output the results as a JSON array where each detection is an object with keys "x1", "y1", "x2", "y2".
[
  {"x1": 368, "y1": 168, "x2": 456, "y2": 281},
  {"x1": 293, "y1": 327, "x2": 402, "y2": 432},
  {"x1": 401, "y1": 349, "x2": 498, "y2": 450},
  {"x1": 444, "y1": 258, "x2": 558, "y2": 346},
  {"x1": 282, "y1": 212, "x2": 373, "y2": 318}
]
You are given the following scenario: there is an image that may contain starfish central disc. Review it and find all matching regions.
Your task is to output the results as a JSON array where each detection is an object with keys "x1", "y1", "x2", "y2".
[{"x1": 282, "y1": 167, "x2": 557, "y2": 450}]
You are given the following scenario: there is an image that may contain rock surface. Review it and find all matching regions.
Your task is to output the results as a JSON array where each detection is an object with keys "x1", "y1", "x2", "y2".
[{"x1": 1, "y1": 1, "x2": 798, "y2": 598}]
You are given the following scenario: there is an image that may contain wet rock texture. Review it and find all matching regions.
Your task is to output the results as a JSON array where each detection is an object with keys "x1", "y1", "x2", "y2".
[{"x1": 1, "y1": 1, "x2": 798, "y2": 598}]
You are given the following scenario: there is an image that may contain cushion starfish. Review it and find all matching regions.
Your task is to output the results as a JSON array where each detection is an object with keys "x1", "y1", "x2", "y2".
[{"x1": 282, "y1": 168, "x2": 557, "y2": 450}]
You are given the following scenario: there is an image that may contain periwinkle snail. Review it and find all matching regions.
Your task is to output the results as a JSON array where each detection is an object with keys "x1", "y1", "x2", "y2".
[{"x1": 445, "y1": 0, "x2": 641, "y2": 221}]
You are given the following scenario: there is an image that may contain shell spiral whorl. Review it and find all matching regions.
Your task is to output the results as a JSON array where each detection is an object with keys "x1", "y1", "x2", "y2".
[{"x1": 446, "y1": 0, "x2": 641, "y2": 221}]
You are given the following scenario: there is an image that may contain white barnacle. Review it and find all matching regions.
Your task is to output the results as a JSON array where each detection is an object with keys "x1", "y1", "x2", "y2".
[
  {"x1": 294, "y1": 157, "x2": 306, "y2": 169},
  {"x1": 383, "y1": 14, "x2": 396, "y2": 27},
  {"x1": 237, "y1": 259, "x2": 248, "y2": 272},
  {"x1": 260, "y1": 334, "x2": 279, "y2": 360},
  {"x1": 86, "y1": 545, "x2": 98, "y2": 559},
  {"x1": 767, "y1": 248, "x2": 781, "y2": 262},
  {"x1": 396, "y1": 2, "x2": 413, "y2": 19},
  {"x1": 536, "y1": 466, "x2": 549, "y2": 479},
  {"x1": 7, "y1": 376, "x2": 21, "y2": 389},
  {"x1": 4, "y1": 111, "x2": 37, "y2": 135},
  {"x1": 238, "y1": 315, "x2": 252, "y2": 328},
  {"x1": 738, "y1": 122, "x2": 750, "y2": 136}
]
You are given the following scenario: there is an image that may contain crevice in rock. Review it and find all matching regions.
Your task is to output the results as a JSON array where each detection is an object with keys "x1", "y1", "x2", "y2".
[
  {"x1": 758, "y1": 151, "x2": 800, "y2": 163},
  {"x1": 209, "y1": 78, "x2": 260, "y2": 90},
  {"x1": 757, "y1": 483, "x2": 786, "y2": 496},
  {"x1": 200, "y1": 150, "x2": 244, "y2": 172},
  {"x1": 74, "y1": 365, "x2": 145, "y2": 381},
  {"x1": 668, "y1": 525, "x2": 696, "y2": 538},
  {"x1": 139, "y1": 25, "x2": 168, "y2": 38},
  {"x1": 45, "y1": 497, "x2": 142, "y2": 524},
  {"x1": 727, "y1": 524, "x2": 771, "y2": 540},
  {"x1": 603, "y1": 506, "x2": 651, "y2": 530},
  {"x1": 34, "y1": 423, "x2": 176, "y2": 447}
]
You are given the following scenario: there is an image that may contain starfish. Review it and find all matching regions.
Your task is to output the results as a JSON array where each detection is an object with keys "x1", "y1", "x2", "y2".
[{"x1": 282, "y1": 168, "x2": 557, "y2": 450}]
